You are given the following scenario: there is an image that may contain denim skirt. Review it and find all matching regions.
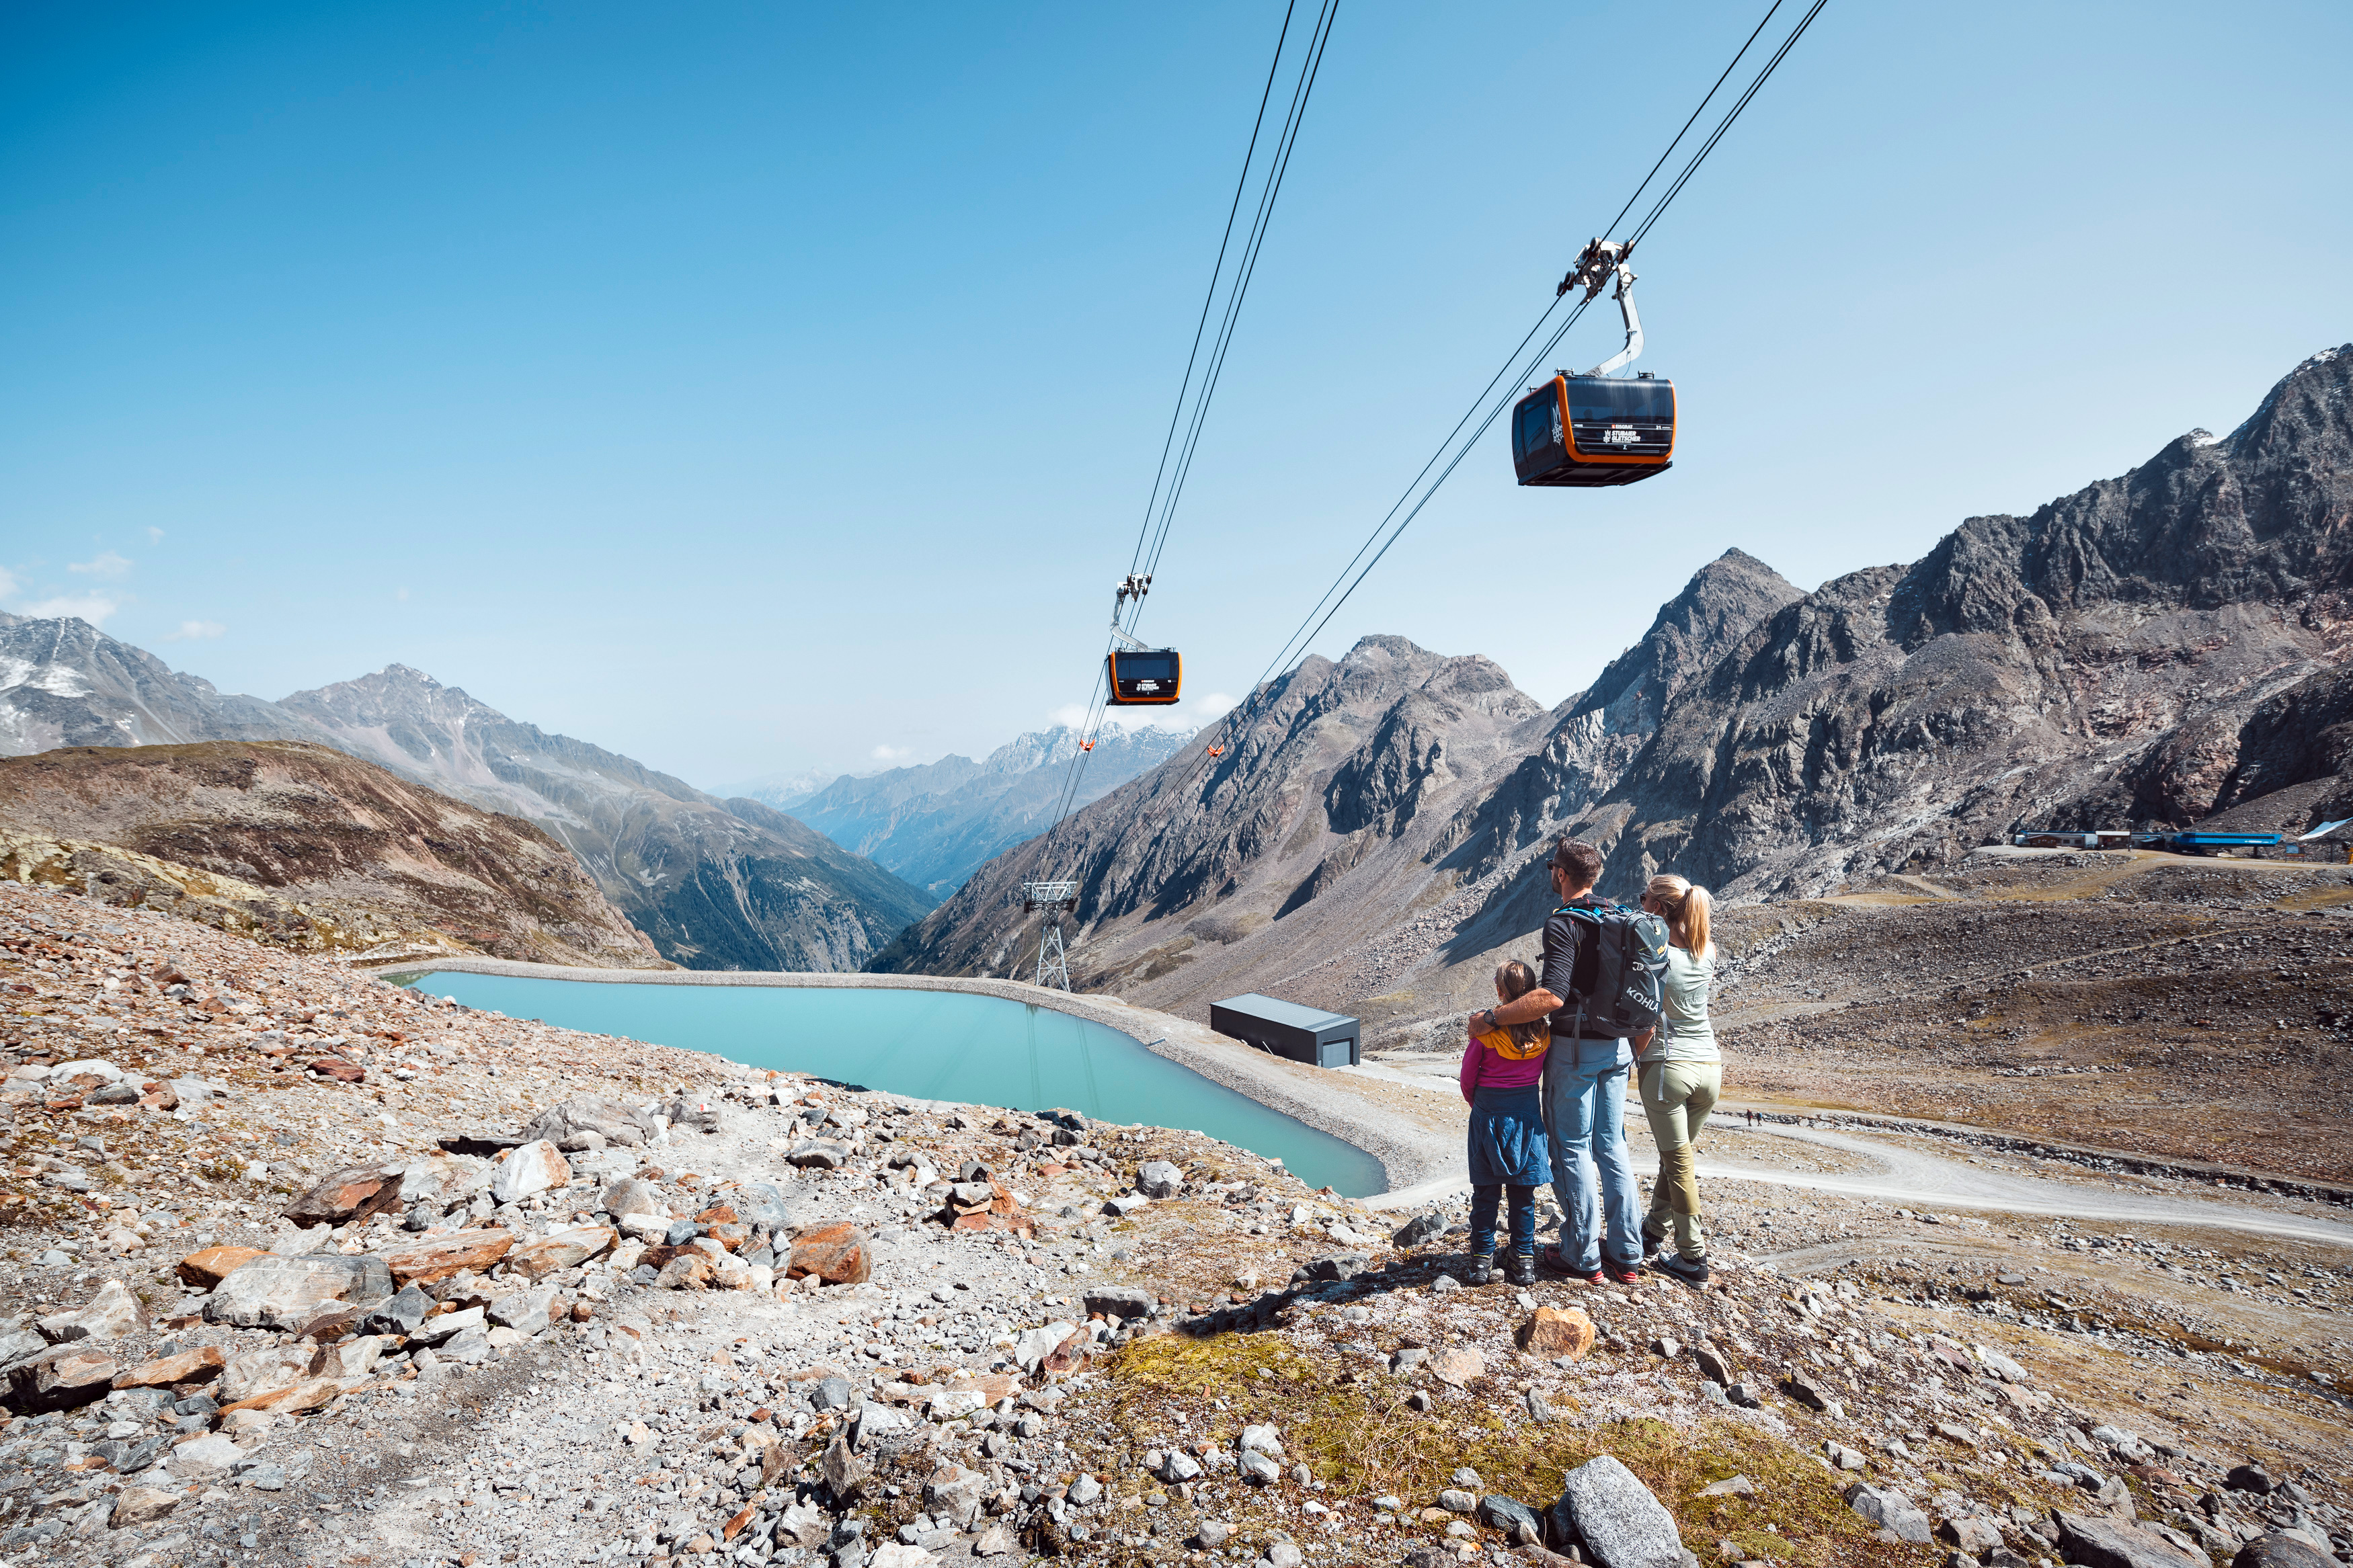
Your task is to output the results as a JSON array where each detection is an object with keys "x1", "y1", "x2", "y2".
[{"x1": 1467, "y1": 1085, "x2": 1554, "y2": 1187}]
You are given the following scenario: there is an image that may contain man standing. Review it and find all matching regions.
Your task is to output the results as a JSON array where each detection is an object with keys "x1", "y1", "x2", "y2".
[{"x1": 1469, "y1": 837, "x2": 1643, "y2": 1284}]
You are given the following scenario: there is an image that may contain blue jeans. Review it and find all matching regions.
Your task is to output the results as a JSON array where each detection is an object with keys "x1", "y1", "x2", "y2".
[{"x1": 1545, "y1": 1036, "x2": 1642, "y2": 1271}]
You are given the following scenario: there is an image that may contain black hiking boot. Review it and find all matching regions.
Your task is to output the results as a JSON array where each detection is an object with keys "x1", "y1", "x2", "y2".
[
  {"x1": 1504, "y1": 1253, "x2": 1538, "y2": 1288},
  {"x1": 1652, "y1": 1251, "x2": 1711, "y2": 1286},
  {"x1": 1464, "y1": 1252, "x2": 1498, "y2": 1286}
]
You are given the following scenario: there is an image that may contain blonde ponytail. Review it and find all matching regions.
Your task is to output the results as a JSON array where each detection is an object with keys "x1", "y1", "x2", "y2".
[{"x1": 1644, "y1": 874, "x2": 1714, "y2": 960}]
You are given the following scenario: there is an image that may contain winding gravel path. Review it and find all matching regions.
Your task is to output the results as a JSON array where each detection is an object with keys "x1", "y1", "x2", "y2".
[{"x1": 1692, "y1": 1123, "x2": 2353, "y2": 1247}]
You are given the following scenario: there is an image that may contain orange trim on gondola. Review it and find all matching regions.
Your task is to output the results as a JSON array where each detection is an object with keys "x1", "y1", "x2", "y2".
[
  {"x1": 1106, "y1": 649, "x2": 1183, "y2": 705},
  {"x1": 1553, "y1": 376, "x2": 1675, "y2": 468}
]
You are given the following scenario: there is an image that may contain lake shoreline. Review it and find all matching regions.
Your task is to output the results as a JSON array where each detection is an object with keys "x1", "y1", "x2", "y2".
[{"x1": 377, "y1": 958, "x2": 1451, "y2": 1198}]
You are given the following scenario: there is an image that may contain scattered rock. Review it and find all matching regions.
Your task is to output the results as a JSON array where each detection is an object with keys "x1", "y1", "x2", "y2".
[
  {"x1": 4, "y1": 1344, "x2": 116, "y2": 1410},
  {"x1": 379, "y1": 1230, "x2": 516, "y2": 1286},
  {"x1": 1518, "y1": 1305, "x2": 1596, "y2": 1360},
  {"x1": 786, "y1": 1223, "x2": 872, "y2": 1285},
  {"x1": 1084, "y1": 1286, "x2": 1156, "y2": 1320},
  {"x1": 2051, "y1": 1510, "x2": 2208, "y2": 1568},
  {"x1": 2232, "y1": 1534, "x2": 2336, "y2": 1568},
  {"x1": 281, "y1": 1165, "x2": 404, "y2": 1229},
  {"x1": 206, "y1": 1253, "x2": 389, "y2": 1328},
  {"x1": 1427, "y1": 1348, "x2": 1485, "y2": 1387},
  {"x1": 1696, "y1": 1476, "x2": 1755, "y2": 1499},
  {"x1": 1392, "y1": 1211, "x2": 1447, "y2": 1247},
  {"x1": 112, "y1": 1344, "x2": 224, "y2": 1389},
  {"x1": 1841, "y1": 1483, "x2": 1932, "y2": 1545},
  {"x1": 506, "y1": 1225, "x2": 614, "y2": 1280},
  {"x1": 1136, "y1": 1160, "x2": 1183, "y2": 1198},
  {"x1": 2225, "y1": 1464, "x2": 2276, "y2": 1496},
  {"x1": 36, "y1": 1278, "x2": 146, "y2": 1344},
  {"x1": 176, "y1": 1245, "x2": 266, "y2": 1287},
  {"x1": 109, "y1": 1486, "x2": 180, "y2": 1528},
  {"x1": 488, "y1": 1139, "x2": 569, "y2": 1204}
]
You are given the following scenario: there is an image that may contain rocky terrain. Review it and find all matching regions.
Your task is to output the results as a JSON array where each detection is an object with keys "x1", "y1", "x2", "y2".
[
  {"x1": 0, "y1": 743, "x2": 665, "y2": 971},
  {"x1": 0, "y1": 637, "x2": 934, "y2": 973},
  {"x1": 3, "y1": 874, "x2": 2350, "y2": 1568},
  {"x1": 781, "y1": 727, "x2": 1194, "y2": 899}
]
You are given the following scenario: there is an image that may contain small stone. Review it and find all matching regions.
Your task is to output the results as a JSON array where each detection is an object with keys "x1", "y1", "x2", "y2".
[
  {"x1": 1084, "y1": 1286, "x2": 1156, "y2": 1320},
  {"x1": 1697, "y1": 1476, "x2": 1755, "y2": 1499},
  {"x1": 1693, "y1": 1344, "x2": 1734, "y2": 1385},
  {"x1": 1429, "y1": 1273, "x2": 1462, "y2": 1294},
  {"x1": 1405, "y1": 1390, "x2": 1436, "y2": 1412},
  {"x1": 1724, "y1": 1381, "x2": 1761, "y2": 1408},
  {"x1": 1068, "y1": 1474, "x2": 1103, "y2": 1506},
  {"x1": 1197, "y1": 1521, "x2": 1232, "y2": 1549},
  {"x1": 2225, "y1": 1463, "x2": 2276, "y2": 1495},
  {"x1": 1427, "y1": 1348, "x2": 1485, "y2": 1387},
  {"x1": 1649, "y1": 1336, "x2": 1680, "y2": 1359},
  {"x1": 1782, "y1": 1371, "x2": 1835, "y2": 1413},
  {"x1": 1825, "y1": 1442, "x2": 1866, "y2": 1471},
  {"x1": 1938, "y1": 1516, "x2": 2004, "y2": 1554},
  {"x1": 1240, "y1": 1450, "x2": 1281, "y2": 1483},
  {"x1": 1266, "y1": 1544, "x2": 1303, "y2": 1568},
  {"x1": 1439, "y1": 1489, "x2": 1478, "y2": 1513},
  {"x1": 282, "y1": 1165, "x2": 404, "y2": 1229},
  {"x1": 1392, "y1": 1212, "x2": 1446, "y2": 1248},
  {"x1": 1308, "y1": 1253, "x2": 1368, "y2": 1282},
  {"x1": 378, "y1": 1230, "x2": 516, "y2": 1286},
  {"x1": 1519, "y1": 1306, "x2": 1597, "y2": 1360},
  {"x1": 360, "y1": 1285, "x2": 436, "y2": 1335},
  {"x1": 507, "y1": 1225, "x2": 614, "y2": 1280}
]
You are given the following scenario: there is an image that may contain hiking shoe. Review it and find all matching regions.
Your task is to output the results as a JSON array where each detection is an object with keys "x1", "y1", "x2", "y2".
[
  {"x1": 1640, "y1": 1222, "x2": 1671, "y2": 1257},
  {"x1": 1652, "y1": 1252, "x2": 1711, "y2": 1286},
  {"x1": 1465, "y1": 1253, "x2": 1499, "y2": 1286},
  {"x1": 1504, "y1": 1253, "x2": 1539, "y2": 1288},
  {"x1": 1603, "y1": 1260, "x2": 1644, "y2": 1286},
  {"x1": 1538, "y1": 1245, "x2": 1601, "y2": 1284}
]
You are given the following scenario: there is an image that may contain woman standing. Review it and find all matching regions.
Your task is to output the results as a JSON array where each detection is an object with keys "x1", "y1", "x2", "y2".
[{"x1": 1634, "y1": 873, "x2": 1720, "y2": 1284}]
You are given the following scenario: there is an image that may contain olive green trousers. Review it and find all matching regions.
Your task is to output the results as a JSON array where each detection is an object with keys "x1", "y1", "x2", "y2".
[{"x1": 1638, "y1": 1059, "x2": 1721, "y2": 1260}]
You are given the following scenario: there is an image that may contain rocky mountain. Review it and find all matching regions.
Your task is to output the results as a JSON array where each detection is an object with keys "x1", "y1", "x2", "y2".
[
  {"x1": 274, "y1": 667, "x2": 936, "y2": 971},
  {"x1": 0, "y1": 634, "x2": 935, "y2": 971},
  {"x1": 780, "y1": 723, "x2": 1193, "y2": 895},
  {"x1": 868, "y1": 636, "x2": 1572, "y2": 1019},
  {"x1": 0, "y1": 615, "x2": 335, "y2": 755},
  {"x1": 0, "y1": 741, "x2": 666, "y2": 967},
  {"x1": 1491, "y1": 343, "x2": 2353, "y2": 909}
]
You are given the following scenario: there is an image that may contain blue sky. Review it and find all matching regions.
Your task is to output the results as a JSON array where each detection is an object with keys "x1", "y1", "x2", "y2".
[{"x1": 5, "y1": 1, "x2": 2348, "y2": 791}]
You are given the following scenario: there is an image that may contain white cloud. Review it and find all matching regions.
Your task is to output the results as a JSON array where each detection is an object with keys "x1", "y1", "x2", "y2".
[
  {"x1": 164, "y1": 620, "x2": 225, "y2": 641},
  {"x1": 0, "y1": 567, "x2": 16, "y2": 598},
  {"x1": 68, "y1": 550, "x2": 132, "y2": 579},
  {"x1": 870, "y1": 744, "x2": 914, "y2": 762},
  {"x1": 147, "y1": 526, "x2": 165, "y2": 544},
  {"x1": 13, "y1": 593, "x2": 121, "y2": 626},
  {"x1": 395, "y1": 586, "x2": 410, "y2": 602}
]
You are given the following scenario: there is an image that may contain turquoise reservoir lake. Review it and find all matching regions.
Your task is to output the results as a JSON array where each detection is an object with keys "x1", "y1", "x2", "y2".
[{"x1": 390, "y1": 973, "x2": 1386, "y2": 1198}]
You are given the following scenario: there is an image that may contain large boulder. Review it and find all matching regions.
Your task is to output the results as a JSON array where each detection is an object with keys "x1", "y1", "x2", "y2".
[
  {"x1": 785, "y1": 1223, "x2": 871, "y2": 1285},
  {"x1": 379, "y1": 1229, "x2": 516, "y2": 1286},
  {"x1": 219, "y1": 1346, "x2": 312, "y2": 1405},
  {"x1": 2234, "y1": 1534, "x2": 2336, "y2": 1568},
  {"x1": 2052, "y1": 1512, "x2": 2209, "y2": 1568},
  {"x1": 1518, "y1": 1306, "x2": 1596, "y2": 1360},
  {"x1": 5, "y1": 1344, "x2": 118, "y2": 1410},
  {"x1": 489, "y1": 1141, "x2": 569, "y2": 1204},
  {"x1": 1842, "y1": 1483, "x2": 1933, "y2": 1544},
  {"x1": 600, "y1": 1178, "x2": 666, "y2": 1219},
  {"x1": 37, "y1": 1280, "x2": 146, "y2": 1344},
  {"x1": 1549, "y1": 1456, "x2": 1687, "y2": 1568},
  {"x1": 282, "y1": 1165, "x2": 406, "y2": 1229},
  {"x1": 205, "y1": 1253, "x2": 390, "y2": 1329},
  {"x1": 176, "y1": 1245, "x2": 266, "y2": 1287},
  {"x1": 505, "y1": 1225, "x2": 614, "y2": 1280},
  {"x1": 112, "y1": 1346, "x2": 224, "y2": 1389},
  {"x1": 523, "y1": 1096, "x2": 658, "y2": 1151}
]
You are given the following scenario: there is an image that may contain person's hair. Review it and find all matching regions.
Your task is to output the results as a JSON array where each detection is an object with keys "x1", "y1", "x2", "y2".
[
  {"x1": 1549, "y1": 837, "x2": 1603, "y2": 892},
  {"x1": 1645, "y1": 873, "x2": 1713, "y2": 958},
  {"x1": 1492, "y1": 959, "x2": 1547, "y2": 1050}
]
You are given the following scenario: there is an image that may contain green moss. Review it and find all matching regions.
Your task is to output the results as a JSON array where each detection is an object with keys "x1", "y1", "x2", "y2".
[{"x1": 1096, "y1": 1339, "x2": 1929, "y2": 1568}]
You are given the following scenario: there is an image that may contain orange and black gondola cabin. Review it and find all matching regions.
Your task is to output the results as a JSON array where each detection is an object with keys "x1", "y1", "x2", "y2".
[
  {"x1": 1106, "y1": 648, "x2": 1181, "y2": 706},
  {"x1": 1511, "y1": 372, "x2": 1675, "y2": 487}
]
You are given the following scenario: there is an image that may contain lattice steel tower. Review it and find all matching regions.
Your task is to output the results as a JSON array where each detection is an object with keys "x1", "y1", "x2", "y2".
[{"x1": 1019, "y1": 880, "x2": 1078, "y2": 991}]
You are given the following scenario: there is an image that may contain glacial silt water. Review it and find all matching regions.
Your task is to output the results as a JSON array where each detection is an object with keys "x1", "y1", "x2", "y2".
[{"x1": 391, "y1": 971, "x2": 1386, "y2": 1197}]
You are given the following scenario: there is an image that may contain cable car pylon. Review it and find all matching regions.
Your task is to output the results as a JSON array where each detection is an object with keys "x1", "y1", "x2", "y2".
[{"x1": 1018, "y1": 879, "x2": 1079, "y2": 991}]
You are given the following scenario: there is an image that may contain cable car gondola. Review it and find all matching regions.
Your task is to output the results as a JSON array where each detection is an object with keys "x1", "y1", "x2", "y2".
[
  {"x1": 1511, "y1": 238, "x2": 1675, "y2": 488},
  {"x1": 1106, "y1": 646, "x2": 1181, "y2": 706}
]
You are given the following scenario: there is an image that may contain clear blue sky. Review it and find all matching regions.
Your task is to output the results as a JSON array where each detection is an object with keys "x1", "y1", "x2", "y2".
[{"x1": 5, "y1": 1, "x2": 2348, "y2": 791}]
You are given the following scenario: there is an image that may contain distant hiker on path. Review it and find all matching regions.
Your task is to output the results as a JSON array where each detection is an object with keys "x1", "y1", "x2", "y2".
[
  {"x1": 1457, "y1": 958, "x2": 1554, "y2": 1287},
  {"x1": 1634, "y1": 873, "x2": 1720, "y2": 1284},
  {"x1": 1473, "y1": 837, "x2": 1665, "y2": 1285}
]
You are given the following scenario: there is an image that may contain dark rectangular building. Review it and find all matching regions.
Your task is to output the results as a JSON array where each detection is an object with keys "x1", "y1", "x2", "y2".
[{"x1": 1208, "y1": 992, "x2": 1361, "y2": 1068}]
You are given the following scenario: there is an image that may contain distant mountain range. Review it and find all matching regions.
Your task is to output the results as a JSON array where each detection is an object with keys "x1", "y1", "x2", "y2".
[
  {"x1": 878, "y1": 345, "x2": 2353, "y2": 1047},
  {"x1": 763, "y1": 724, "x2": 1192, "y2": 895},
  {"x1": 0, "y1": 629, "x2": 934, "y2": 971}
]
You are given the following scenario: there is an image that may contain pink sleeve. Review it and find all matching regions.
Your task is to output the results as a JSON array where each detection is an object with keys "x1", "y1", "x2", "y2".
[{"x1": 1459, "y1": 1030, "x2": 1484, "y2": 1102}]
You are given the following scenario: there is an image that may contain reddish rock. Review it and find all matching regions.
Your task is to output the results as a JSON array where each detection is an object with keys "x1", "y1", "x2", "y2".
[
  {"x1": 177, "y1": 1245, "x2": 266, "y2": 1288},
  {"x1": 310, "y1": 1057, "x2": 365, "y2": 1082},
  {"x1": 693, "y1": 1205, "x2": 739, "y2": 1227},
  {"x1": 785, "y1": 1223, "x2": 872, "y2": 1285},
  {"x1": 1518, "y1": 1306, "x2": 1597, "y2": 1360},
  {"x1": 706, "y1": 1223, "x2": 751, "y2": 1253},
  {"x1": 114, "y1": 1346, "x2": 225, "y2": 1389},
  {"x1": 139, "y1": 1082, "x2": 180, "y2": 1111},
  {"x1": 218, "y1": 1376, "x2": 342, "y2": 1416},
  {"x1": 506, "y1": 1225, "x2": 616, "y2": 1280},
  {"x1": 379, "y1": 1230, "x2": 516, "y2": 1287},
  {"x1": 1041, "y1": 1332, "x2": 1090, "y2": 1377},
  {"x1": 654, "y1": 1253, "x2": 716, "y2": 1290},
  {"x1": 282, "y1": 1165, "x2": 404, "y2": 1229}
]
